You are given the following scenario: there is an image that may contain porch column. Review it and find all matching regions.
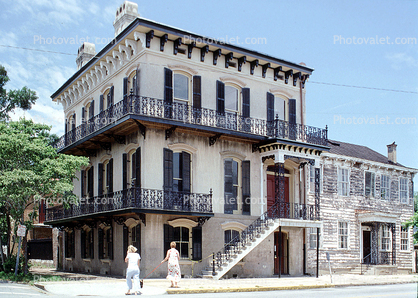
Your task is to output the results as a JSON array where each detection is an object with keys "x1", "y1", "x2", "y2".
[
  {"x1": 314, "y1": 167, "x2": 320, "y2": 220},
  {"x1": 274, "y1": 162, "x2": 285, "y2": 217},
  {"x1": 390, "y1": 223, "x2": 396, "y2": 265},
  {"x1": 371, "y1": 222, "x2": 380, "y2": 264}
]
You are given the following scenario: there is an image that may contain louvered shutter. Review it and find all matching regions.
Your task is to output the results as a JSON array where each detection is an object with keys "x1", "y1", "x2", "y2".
[
  {"x1": 98, "y1": 228, "x2": 104, "y2": 259},
  {"x1": 88, "y1": 166, "x2": 94, "y2": 198},
  {"x1": 123, "y1": 77, "x2": 129, "y2": 100},
  {"x1": 182, "y1": 152, "x2": 190, "y2": 192},
  {"x1": 89, "y1": 100, "x2": 95, "y2": 118},
  {"x1": 81, "y1": 107, "x2": 85, "y2": 124},
  {"x1": 224, "y1": 159, "x2": 233, "y2": 214},
  {"x1": 123, "y1": 225, "x2": 128, "y2": 257},
  {"x1": 164, "y1": 68, "x2": 173, "y2": 118},
  {"x1": 72, "y1": 113, "x2": 76, "y2": 131},
  {"x1": 122, "y1": 153, "x2": 128, "y2": 190},
  {"x1": 192, "y1": 76, "x2": 201, "y2": 110},
  {"x1": 98, "y1": 163, "x2": 104, "y2": 196},
  {"x1": 108, "y1": 228, "x2": 114, "y2": 260},
  {"x1": 89, "y1": 230, "x2": 94, "y2": 259},
  {"x1": 81, "y1": 230, "x2": 86, "y2": 259},
  {"x1": 107, "y1": 158, "x2": 113, "y2": 193},
  {"x1": 267, "y1": 92, "x2": 274, "y2": 122},
  {"x1": 133, "y1": 225, "x2": 141, "y2": 255},
  {"x1": 131, "y1": 152, "x2": 136, "y2": 186},
  {"x1": 163, "y1": 224, "x2": 174, "y2": 258},
  {"x1": 242, "y1": 160, "x2": 251, "y2": 215},
  {"x1": 242, "y1": 88, "x2": 250, "y2": 118},
  {"x1": 164, "y1": 148, "x2": 173, "y2": 191},
  {"x1": 192, "y1": 226, "x2": 202, "y2": 260},
  {"x1": 99, "y1": 95, "x2": 104, "y2": 112},
  {"x1": 109, "y1": 86, "x2": 114, "y2": 106},
  {"x1": 216, "y1": 80, "x2": 225, "y2": 114},
  {"x1": 80, "y1": 170, "x2": 85, "y2": 197},
  {"x1": 288, "y1": 98, "x2": 297, "y2": 140},
  {"x1": 135, "y1": 147, "x2": 141, "y2": 188},
  {"x1": 71, "y1": 231, "x2": 75, "y2": 258}
]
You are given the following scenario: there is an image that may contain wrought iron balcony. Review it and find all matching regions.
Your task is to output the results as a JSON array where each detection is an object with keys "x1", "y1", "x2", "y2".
[
  {"x1": 45, "y1": 187, "x2": 213, "y2": 223},
  {"x1": 55, "y1": 94, "x2": 328, "y2": 151}
]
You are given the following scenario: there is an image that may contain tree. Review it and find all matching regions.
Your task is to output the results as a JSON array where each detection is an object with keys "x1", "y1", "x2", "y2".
[
  {"x1": 0, "y1": 65, "x2": 37, "y2": 121},
  {"x1": 404, "y1": 191, "x2": 418, "y2": 243},
  {"x1": 0, "y1": 119, "x2": 89, "y2": 269}
]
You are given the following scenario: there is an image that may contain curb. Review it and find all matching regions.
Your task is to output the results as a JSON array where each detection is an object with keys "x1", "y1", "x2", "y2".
[{"x1": 166, "y1": 284, "x2": 335, "y2": 294}]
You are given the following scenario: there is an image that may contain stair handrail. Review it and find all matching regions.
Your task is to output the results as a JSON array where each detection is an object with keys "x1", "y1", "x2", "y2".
[
  {"x1": 360, "y1": 252, "x2": 372, "y2": 275},
  {"x1": 212, "y1": 201, "x2": 282, "y2": 274}
]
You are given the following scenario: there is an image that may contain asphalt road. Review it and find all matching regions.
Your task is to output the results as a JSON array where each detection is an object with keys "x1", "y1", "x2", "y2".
[{"x1": 0, "y1": 282, "x2": 416, "y2": 297}]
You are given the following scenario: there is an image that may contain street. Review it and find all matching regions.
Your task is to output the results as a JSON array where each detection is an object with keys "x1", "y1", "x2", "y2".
[{"x1": 0, "y1": 282, "x2": 416, "y2": 297}]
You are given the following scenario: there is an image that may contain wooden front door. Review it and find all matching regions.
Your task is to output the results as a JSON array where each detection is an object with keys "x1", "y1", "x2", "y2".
[
  {"x1": 274, "y1": 231, "x2": 288, "y2": 275},
  {"x1": 363, "y1": 230, "x2": 371, "y2": 264},
  {"x1": 267, "y1": 175, "x2": 290, "y2": 208}
]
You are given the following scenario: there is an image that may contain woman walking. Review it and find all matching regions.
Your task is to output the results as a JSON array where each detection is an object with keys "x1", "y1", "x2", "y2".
[
  {"x1": 161, "y1": 241, "x2": 181, "y2": 288},
  {"x1": 125, "y1": 245, "x2": 141, "y2": 295}
]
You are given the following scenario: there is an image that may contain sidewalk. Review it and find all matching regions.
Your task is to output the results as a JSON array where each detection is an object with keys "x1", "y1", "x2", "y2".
[{"x1": 31, "y1": 268, "x2": 417, "y2": 296}]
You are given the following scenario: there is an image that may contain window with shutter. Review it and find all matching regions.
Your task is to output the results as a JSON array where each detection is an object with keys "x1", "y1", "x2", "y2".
[
  {"x1": 164, "y1": 68, "x2": 173, "y2": 118},
  {"x1": 87, "y1": 166, "x2": 94, "y2": 198},
  {"x1": 242, "y1": 160, "x2": 251, "y2": 215},
  {"x1": 80, "y1": 170, "x2": 85, "y2": 197},
  {"x1": 164, "y1": 148, "x2": 174, "y2": 191},
  {"x1": 165, "y1": 149, "x2": 190, "y2": 192},
  {"x1": 163, "y1": 224, "x2": 174, "y2": 258},
  {"x1": 192, "y1": 76, "x2": 201, "y2": 110},
  {"x1": 123, "y1": 77, "x2": 129, "y2": 100},
  {"x1": 192, "y1": 226, "x2": 202, "y2": 261},
  {"x1": 135, "y1": 148, "x2": 141, "y2": 188},
  {"x1": 216, "y1": 80, "x2": 225, "y2": 114},
  {"x1": 81, "y1": 230, "x2": 86, "y2": 258},
  {"x1": 98, "y1": 163, "x2": 104, "y2": 197},
  {"x1": 98, "y1": 228, "x2": 104, "y2": 259},
  {"x1": 99, "y1": 94, "x2": 104, "y2": 112},
  {"x1": 365, "y1": 172, "x2": 375, "y2": 198},
  {"x1": 122, "y1": 153, "x2": 128, "y2": 190}
]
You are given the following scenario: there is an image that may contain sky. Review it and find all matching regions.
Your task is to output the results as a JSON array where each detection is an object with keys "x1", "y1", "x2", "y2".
[{"x1": 0, "y1": 0, "x2": 417, "y2": 187}]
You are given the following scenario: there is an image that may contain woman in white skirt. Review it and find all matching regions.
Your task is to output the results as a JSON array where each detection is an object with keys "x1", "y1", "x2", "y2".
[{"x1": 161, "y1": 241, "x2": 181, "y2": 288}]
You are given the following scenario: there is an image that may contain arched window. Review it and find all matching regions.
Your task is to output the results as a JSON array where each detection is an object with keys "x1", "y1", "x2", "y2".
[
  {"x1": 224, "y1": 157, "x2": 251, "y2": 215},
  {"x1": 174, "y1": 73, "x2": 190, "y2": 102},
  {"x1": 81, "y1": 226, "x2": 94, "y2": 259},
  {"x1": 225, "y1": 85, "x2": 239, "y2": 113}
]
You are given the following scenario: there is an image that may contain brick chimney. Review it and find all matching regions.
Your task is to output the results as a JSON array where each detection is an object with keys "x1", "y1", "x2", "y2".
[
  {"x1": 76, "y1": 42, "x2": 96, "y2": 70},
  {"x1": 387, "y1": 142, "x2": 397, "y2": 163},
  {"x1": 113, "y1": 1, "x2": 140, "y2": 37}
]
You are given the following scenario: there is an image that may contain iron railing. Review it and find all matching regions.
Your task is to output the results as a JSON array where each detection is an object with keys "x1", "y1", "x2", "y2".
[
  {"x1": 56, "y1": 94, "x2": 328, "y2": 150},
  {"x1": 45, "y1": 187, "x2": 213, "y2": 222},
  {"x1": 212, "y1": 201, "x2": 318, "y2": 273}
]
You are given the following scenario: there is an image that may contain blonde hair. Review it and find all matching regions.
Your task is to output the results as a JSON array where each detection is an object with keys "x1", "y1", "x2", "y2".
[
  {"x1": 127, "y1": 245, "x2": 138, "y2": 253},
  {"x1": 170, "y1": 241, "x2": 176, "y2": 248}
]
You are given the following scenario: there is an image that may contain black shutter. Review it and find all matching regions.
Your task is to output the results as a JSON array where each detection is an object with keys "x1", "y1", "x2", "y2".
[
  {"x1": 164, "y1": 68, "x2": 173, "y2": 118},
  {"x1": 164, "y1": 148, "x2": 173, "y2": 191},
  {"x1": 81, "y1": 107, "x2": 85, "y2": 124},
  {"x1": 89, "y1": 100, "x2": 95, "y2": 118},
  {"x1": 242, "y1": 160, "x2": 251, "y2": 215},
  {"x1": 99, "y1": 95, "x2": 104, "y2": 112},
  {"x1": 224, "y1": 159, "x2": 233, "y2": 214},
  {"x1": 242, "y1": 88, "x2": 250, "y2": 118},
  {"x1": 134, "y1": 225, "x2": 141, "y2": 255},
  {"x1": 89, "y1": 230, "x2": 94, "y2": 259},
  {"x1": 65, "y1": 119, "x2": 68, "y2": 134},
  {"x1": 98, "y1": 228, "x2": 104, "y2": 259},
  {"x1": 163, "y1": 224, "x2": 174, "y2": 258},
  {"x1": 135, "y1": 147, "x2": 141, "y2": 188},
  {"x1": 88, "y1": 166, "x2": 94, "y2": 198},
  {"x1": 107, "y1": 158, "x2": 113, "y2": 193},
  {"x1": 123, "y1": 153, "x2": 128, "y2": 190},
  {"x1": 182, "y1": 152, "x2": 191, "y2": 192},
  {"x1": 123, "y1": 225, "x2": 128, "y2": 257},
  {"x1": 192, "y1": 226, "x2": 202, "y2": 260},
  {"x1": 81, "y1": 230, "x2": 86, "y2": 259},
  {"x1": 80, "y1": 170, "x2": 85, "y2": 197},
  {"x1": 193, "y1": 76, "x2": 201, "y2": 110},
  {"x1": 289, "y1": 99, "x2": 296, "y2": 124},
  {"x1": 267, "y1": 92, "x2": 274, "y2": 122},
  {"x1": 98, "y1": 163, "x2": 104, "y2": 196},
  {"x1": 71, "y1": 231, "x2": 75, "y2": 258},
  {"x1": 109, "y1": 86, "x2": 114, "y2": 106},
  {"x1": 123, "y1": 77, "x2": 129, "y2": 100},
  {"x1": 108, "y1": 227, "x2": 114, "y2": 260},
  {"x1": 72, "y1": 113, "x2": 76, "y2": 131},
  {"x1": 216, "y1": 80, "x2": 225, "y2": 114},
  {"x1": 131, "y1": 152, "x2": 136, "y2": 186}
]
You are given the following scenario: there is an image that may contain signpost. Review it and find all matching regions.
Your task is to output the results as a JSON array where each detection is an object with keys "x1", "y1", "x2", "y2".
[
  {"x1": 15, "y1": 224, "x2": 26, "y2": 276},
  {"x1": 326, "y1": 252, "x2": 333, "y2": 283}
]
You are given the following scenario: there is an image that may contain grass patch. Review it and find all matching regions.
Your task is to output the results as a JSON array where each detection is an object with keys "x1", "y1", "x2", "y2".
[{"x1": 0, "y1": 271, "x2": 33, "y2": 283}]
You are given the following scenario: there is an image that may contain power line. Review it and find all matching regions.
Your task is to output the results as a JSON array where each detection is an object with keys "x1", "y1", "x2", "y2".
[
  {"x1": 1, "y1": 44, "x2": 417, "y2": 95},
  {"x1": 0, "y1": 44, "x2": 76, "y2": 56}
]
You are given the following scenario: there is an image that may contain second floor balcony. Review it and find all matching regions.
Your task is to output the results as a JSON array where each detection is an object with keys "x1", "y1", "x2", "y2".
[
  {"x1": 45, "y1": 187, "x2": 213, "y2": 224},
  {"x1": 56, "y1": 94, "x2": 328, "y2": 152}
]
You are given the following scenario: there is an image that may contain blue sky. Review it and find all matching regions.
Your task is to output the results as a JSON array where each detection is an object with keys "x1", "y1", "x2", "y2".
[{"x1": 0, "y1": 0, "x2": 417, "y2": 186}]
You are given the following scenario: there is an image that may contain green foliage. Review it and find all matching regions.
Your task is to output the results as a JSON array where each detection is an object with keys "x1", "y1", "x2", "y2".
[
  {"x1": 404, "y1": 191, "x2": 418, "y2": 243},
  {"x1": 0, "y1": 271, "x2": 33, "y2": 282},
  {"x1": 0, "y1": 65, "x2": 37, "y2": 121},
  {"x1": 1, "y1": 254, "x2": 28, "y2": 274}
]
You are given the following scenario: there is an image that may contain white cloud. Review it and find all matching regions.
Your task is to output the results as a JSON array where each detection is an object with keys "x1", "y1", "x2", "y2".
[{"x1": 386, "y1": 52, "x2": 418, "y2": 70}]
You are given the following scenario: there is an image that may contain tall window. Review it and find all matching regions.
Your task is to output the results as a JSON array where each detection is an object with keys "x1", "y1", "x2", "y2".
[
  {"x1": 81, "y1": 228, "x2": 94, "y2": 259},
  {"x1": 224, "y1": 158, "x2": 251, "y2": 215},
  {"x1": 365, "y1": 172, "x2": 375, "y2": 198},
  {"x1": 381, "y1": 225, "x2": 391, "y2": 251},
  {"x1": 400, "y1": 227, "x2": 409, "y2": 251},
  {"x1": 174, "y1": 73, "x2": 190, "y2": 103},
  {"x1": 81, "y1": 167, "x2": 94, "y2": 198},
  {"x1": 65, "y1": 229, "x2": 75, "y2": 258},
  {"x1": 123, "y1": 224, "x2": 141, "y2": 256},
  {"x1": 123, "y1": 148, "x2": 141, "y2": 190},
  {"x1": 274, "y1": 96, "x2": 286, "y2": 120},
  {"x1": 98, "y1": 159, "x2": 113, "y2": 196},
  {"x1": 338, "y1": 168, "x2": 349, "y2": 196},
  {"x1": 99, "y1": 226, "x2": 113, "y2": 260},
  {"x1": 309, "y1": 165, "x2": 315, "y2": 193},
  {"x1": 225, "y1": 85, "x2": 239, "y2": 113},
  {"x1": 224, "y1": 229, "x2": 240, "y2": 244},
  {"x1": 338, "y1": 222, "x2": 348, "y2": 249},
  {"x1": 164, "y1": 223, "x2": 202, "y2": 261},
  {"x1": 381, "y1": 175, "x2": 390, "y2": 200},
  {"x1": 400, "y1": 178, "x2": 408, "y2": 203},
  {"x1": 309, "y1": 228, "x2": 321, "y2": 249},
  {"x1": 164, "y1": 149, "x2": 191, "y2": 192}
]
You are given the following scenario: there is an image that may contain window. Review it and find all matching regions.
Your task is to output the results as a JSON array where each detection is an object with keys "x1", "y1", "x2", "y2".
[
  {"x1": 309, "y1": 165, "x2": 315, "y2": 193},
  {"x1": 365, "y1": 172, "x2": 375, "y2": 198},
  {"x1": 174, "y1": 73, "x2": 189, "y2": 102},
  {"x1": 223, "y1": 158, "x2": 251, "y2": 215},
  {"x1": 224, "y1": 229, "x2": 240, "y2": 251},
  {"x1": 123, "y1": 224, "x2": 141, "y2": 255},
  {"x1": 400, "y1": 227, "x2": 409, "y2": 251},
  {"x1": 400, "y1": 178, "x2": 408, "y2": 203},
  {"x1": 266, "y1": 93, "x2": 296, "y2": 123},
  {"x1": 164, "y1": 222, "x2": 202, "y2": 261},
  {"x1": 309, "y1": 228, "x2": 321, "y2": 249},
  {"x1": 100, "y1": 87, "x2": 114, "y2": 112},
  {"x1": 381, "y1": 225, "x2": 391, "y2": 251},
  {"x1": 80, "y1": 167, "x2": 94, "y2": 198},
  {"x1": 123, "y1": 70, "x2": 139, "y2": 99},
  {"x1": 217, "y1": 81, "x2": 250, "y2": 119},
  {"x1": 99, "y1": 226, "x2": 113, "y2": 260},
  {"x1": 338, "y1": 168, "x2": 349, "y2": 196},
  {"x1": 381, "y1": 175, "x2": 390, "y2": 200},
  {"x1": 65, "y1": 229, "x2": 75, "y2": 258},
  {"x1": 98, "y1": 159, "x2": 113, "y2": 196},
  {"x1": 122, "y1": 148, "x2": 141, "y2": 190},
  {"x1": 81, "y1": 228, "x2": 94, "y2": 259},
  {"x1": 338, "y1": 222, "x2": 348, "y2": 249},
  {"x1": 274, "y1": 96, "x2": 286, "y2": 120},
  {"x1": 225, "y1": 85, "x2": 239, "y2": 112},
  {"x1": 164, "y1": 149, "x2": 191, "y2": 192}
]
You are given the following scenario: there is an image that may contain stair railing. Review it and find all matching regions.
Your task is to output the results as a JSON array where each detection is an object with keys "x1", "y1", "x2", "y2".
[{"x1": 360, "y1": 252, "x2": 372, "y2": 275}]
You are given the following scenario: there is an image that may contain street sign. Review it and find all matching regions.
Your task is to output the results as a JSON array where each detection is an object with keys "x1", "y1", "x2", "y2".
[{"x1": 17, "y1": 225, "x2": 26, "y2": 237}]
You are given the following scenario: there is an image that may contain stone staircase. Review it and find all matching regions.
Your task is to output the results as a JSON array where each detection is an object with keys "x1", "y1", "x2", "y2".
[{"x1": 349, "y1": 264, "x2": 372, "y2": 275}]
